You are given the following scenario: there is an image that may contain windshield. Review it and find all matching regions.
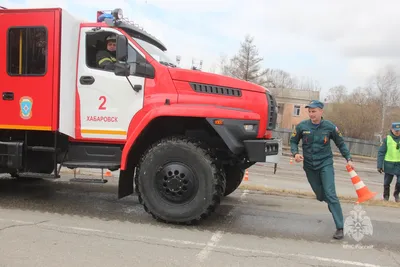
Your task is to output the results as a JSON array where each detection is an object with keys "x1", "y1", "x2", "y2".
[{"x1": 132, "y1": 37, "x2": 177, "y2": 67}]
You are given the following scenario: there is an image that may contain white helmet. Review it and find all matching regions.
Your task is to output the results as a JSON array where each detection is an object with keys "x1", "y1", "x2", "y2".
[{"x1": 106, "y1": 34, "x2": 116, "y2": 42}]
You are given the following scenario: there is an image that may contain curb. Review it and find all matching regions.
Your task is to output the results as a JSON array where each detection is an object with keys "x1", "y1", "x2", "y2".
[{"x1": 282, "y1": 148, "x2": 376, "y2": 163}]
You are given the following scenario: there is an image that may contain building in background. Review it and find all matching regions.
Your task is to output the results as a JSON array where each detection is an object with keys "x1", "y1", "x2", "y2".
[{"x1": 270, "y1": 88, "x2": 320, "y2": 130}]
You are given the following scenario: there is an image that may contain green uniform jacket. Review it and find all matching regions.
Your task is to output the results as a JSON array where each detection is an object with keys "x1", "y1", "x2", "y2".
[
  {"x1": 290, "y1": 119, "x2": 352, "y2": 170},
  {"x1": 377, "y1": 131, "x2": 400, "y2": 175}
]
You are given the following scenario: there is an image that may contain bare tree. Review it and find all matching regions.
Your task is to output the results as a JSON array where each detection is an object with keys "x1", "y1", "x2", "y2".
[
  {"x1": 263, "y1": 69, "x2": 296, "y2": 89},
  {"x1": 324, "y1": 86, "x2": 380, "y2": 140},
  {"x1": 325, "y1": 85, "x2": 348, "y2": 103},
  {"x1": 262, "y1": 69, "x2": 321, "y2": 92},
  {"x1": 222, "y1": 35, "x2": 268, "y2": 85},
  {"x1": 368, "y1": 65, "x2": 400, "y2": 136},
  {"x1": 294, "y1": 76, "x2": 322, "y2": 92},
  {"x1": 216, "y1": 54, "x2": 230, "y2": 76}
]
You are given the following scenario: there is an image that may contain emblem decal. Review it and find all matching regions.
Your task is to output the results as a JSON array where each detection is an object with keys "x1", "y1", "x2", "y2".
[
  {"x1": 19, "y1": 96, "x2": 33, "y2": 120},
  {"x1": 344, "y1": 204, "x2": 373, "y2": 242}
]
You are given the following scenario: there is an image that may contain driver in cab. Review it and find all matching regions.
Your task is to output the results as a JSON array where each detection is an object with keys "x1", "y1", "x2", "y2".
[{"x1": 96, "y1": 34, "x2": 117, "y2": 70}]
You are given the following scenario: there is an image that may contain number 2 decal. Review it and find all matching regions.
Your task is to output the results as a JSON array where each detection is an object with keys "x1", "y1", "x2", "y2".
[{"x1": 98, "y1": 96, "x2": 106, "y2": 110}]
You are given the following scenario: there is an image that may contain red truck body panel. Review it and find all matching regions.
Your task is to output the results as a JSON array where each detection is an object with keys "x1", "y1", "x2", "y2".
[{"x1": 0, "y1": 8, "x2": 61, "y2": 131}]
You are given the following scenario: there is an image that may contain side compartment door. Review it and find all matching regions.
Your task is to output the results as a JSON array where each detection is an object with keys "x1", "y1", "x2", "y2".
[
  {"x1": 76, "y1": 27, "x2": 146, "y2": 140},
  {"x1": 0, "y1": 10, "x2": 56, "y2": 130}
]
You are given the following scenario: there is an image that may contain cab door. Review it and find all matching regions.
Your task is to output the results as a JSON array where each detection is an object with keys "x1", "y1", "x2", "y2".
[
  {"x1": 0, "y1": 9, "x2": 58, "y2": 131},
  {"x1": 76, "y1": 27, "x2": 146, "y2": 141}
]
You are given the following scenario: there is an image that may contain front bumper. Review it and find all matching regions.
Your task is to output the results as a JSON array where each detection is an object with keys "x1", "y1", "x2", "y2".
[{"x1": 243, "y1": 138, "x2": 282, "y2": 163}]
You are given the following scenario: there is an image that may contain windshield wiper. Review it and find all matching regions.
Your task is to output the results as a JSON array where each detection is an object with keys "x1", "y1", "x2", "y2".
[{"x1": 159, "y1": 61, "x2": 177, "y2": 68}]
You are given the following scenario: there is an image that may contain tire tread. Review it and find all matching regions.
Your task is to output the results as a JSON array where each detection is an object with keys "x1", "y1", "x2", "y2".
[{"x1": 134, "y1": 135, "x2": 226, "y2": 225}]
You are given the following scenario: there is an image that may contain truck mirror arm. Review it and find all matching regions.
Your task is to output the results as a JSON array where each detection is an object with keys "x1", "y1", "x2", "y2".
[{"x1": 125, "y1": 76, "x2": 142, "y2": 92}]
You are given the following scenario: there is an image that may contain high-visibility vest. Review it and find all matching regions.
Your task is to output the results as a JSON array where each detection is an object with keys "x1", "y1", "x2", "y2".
[{"x1": 384, "y1": 135, "x2": 400, "y2": 162}]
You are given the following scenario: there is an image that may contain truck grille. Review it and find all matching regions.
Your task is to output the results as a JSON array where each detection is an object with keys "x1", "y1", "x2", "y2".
[{"x1": 266, "y1": 92, "x2": 277, "y2": 130}]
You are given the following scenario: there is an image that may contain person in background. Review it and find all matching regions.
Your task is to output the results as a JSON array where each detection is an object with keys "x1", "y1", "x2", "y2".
[
  {"x1": 290, "y1": 100, "x2": 354, "y2": 240},
  {"x1": 377, "y1": 122, "x2": 400, "y2": 202}
]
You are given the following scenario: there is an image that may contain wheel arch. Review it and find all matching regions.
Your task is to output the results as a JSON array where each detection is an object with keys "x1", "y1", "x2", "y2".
[{"x1": 117, "y1": 115, "x2": 228, "y2": 199}]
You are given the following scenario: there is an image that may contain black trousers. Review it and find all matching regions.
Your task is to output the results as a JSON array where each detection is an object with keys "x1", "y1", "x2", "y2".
[{"x1": 383, "y1": 173, "x2": 400, "y2": 199}]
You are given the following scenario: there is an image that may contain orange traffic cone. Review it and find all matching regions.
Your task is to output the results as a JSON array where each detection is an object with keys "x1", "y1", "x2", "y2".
[
  {"x1": 290, "y1": 157, "x2": 293, "y2": 164},
  {"x1": 105, "y1": 170, "x2": 112, "y2": 177},
  {"x1": 346, "y1": 164, "x2": 377, "y2": 204},
  {"x1": 243, "y1": 170, "x2": 249, "y2": 181}
]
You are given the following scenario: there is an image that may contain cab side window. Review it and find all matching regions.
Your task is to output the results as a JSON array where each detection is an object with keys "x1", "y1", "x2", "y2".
[{"x1": 85, "y1": 31, "x2": 146, "y2": 73}]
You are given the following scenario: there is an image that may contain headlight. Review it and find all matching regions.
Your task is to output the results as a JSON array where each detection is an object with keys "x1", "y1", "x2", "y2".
[{"x1": 244, "y1": 124, "x2": 255, "y2": 131}]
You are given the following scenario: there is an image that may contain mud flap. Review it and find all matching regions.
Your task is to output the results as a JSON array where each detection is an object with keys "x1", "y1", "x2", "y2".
[{"x1": 118, "y1": 168, "x2": 134, "y2": 198}]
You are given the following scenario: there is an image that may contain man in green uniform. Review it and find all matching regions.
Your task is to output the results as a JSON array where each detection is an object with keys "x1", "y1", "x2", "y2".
[
  {"x1": 290, "y1": 100, "x2": 354, "y2": 240},
  {"x1": 377, "y1": 122, "x2": 400, "y2": 202},
  {"x1": 96, "y1": 34, "x2": 117, "y2": 70}
]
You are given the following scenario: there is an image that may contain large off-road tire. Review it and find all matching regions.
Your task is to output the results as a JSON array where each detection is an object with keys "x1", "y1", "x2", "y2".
[
  {"x1": 223, "y1": 165, "x2": 244, "y2": 196},
  {"x1": 135, "y1": 136, "x2": 226, "y2": 224}
]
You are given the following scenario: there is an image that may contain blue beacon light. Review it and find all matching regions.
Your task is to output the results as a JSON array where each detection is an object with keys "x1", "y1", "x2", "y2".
[{"x1": 97, "y1": 13, "x2": 114, "y2": 22}]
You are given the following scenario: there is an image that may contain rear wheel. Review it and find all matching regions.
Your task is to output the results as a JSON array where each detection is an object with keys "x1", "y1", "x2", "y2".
[
  {"x1": 135, "y1": 136, "x2": 226, "y2": 224},
  {"x1": 223, "y1": 165, "x2": 244, "y2": 196}
]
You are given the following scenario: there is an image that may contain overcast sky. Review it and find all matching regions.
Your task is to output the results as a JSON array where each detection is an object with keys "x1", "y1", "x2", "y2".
[{"x1": 2, "y1": 0, "x2": 399, "y2": 99}]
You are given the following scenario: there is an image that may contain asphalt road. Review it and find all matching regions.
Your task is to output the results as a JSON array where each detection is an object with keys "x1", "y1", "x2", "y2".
[{"x1": 0, "y1": 163, "x2": 399, "y2": 267}]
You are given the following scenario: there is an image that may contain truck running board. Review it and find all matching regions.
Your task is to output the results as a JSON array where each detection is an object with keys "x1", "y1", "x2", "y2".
[
  {"x1": 69, "y1": 178, "x2": 108, "y2": 184},
  {"x1": 62, "y1": 161, "x2": 120, "y2": 170},
  {"x1": 68, "y1": 167, "x2": 109, "y2": 184}
]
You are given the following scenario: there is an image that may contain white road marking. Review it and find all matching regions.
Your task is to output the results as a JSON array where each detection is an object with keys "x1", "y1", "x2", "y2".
[
  {"x1": 0, "y1": 217, "x2": 384, "y2": 267},
  {"x1": 196, "y1": 231, "x2": 223, "y2": 262}
]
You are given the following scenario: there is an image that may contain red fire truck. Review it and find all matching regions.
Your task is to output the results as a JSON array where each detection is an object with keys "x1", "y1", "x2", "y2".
[{"x1": 0, "y1": 7, "x2": 281, "y2": 224}]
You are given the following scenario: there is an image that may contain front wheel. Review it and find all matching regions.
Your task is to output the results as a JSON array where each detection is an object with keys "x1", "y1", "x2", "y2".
[{"x1": 135, "y1": 136, "x2": 226, "y2": 224}]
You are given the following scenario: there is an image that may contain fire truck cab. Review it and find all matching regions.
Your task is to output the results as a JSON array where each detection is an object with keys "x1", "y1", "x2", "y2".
[{"x1": 0, "y1": 7, "x2": 281, "y2": 224}]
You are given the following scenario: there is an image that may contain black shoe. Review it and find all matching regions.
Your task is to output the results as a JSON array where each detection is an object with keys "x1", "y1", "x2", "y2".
[
  {"x1": 384, "y1": 185, "x2": 390, "y2": 201},
  {"x1": 333, "y1": 228, "x2": 344, "y2": 240},
  {"x1": 394, "y1": 184, "x2": 400, "y2": 202}
]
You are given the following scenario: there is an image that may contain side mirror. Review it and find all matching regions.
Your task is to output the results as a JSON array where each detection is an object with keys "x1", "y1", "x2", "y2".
[
  {"x1": 131, "y1": 62, "x2": 155, "y2": 79},
  {"x1": 116, "y1": 35, "x2": 128, "y2": 61}
]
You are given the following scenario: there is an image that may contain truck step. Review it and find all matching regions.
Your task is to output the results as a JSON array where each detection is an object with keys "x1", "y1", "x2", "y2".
[
  {"x1": 27, "y1": 146, "x2": 57, "y2": 152},
  {"x1": 69, "y1": 178, "x2": 108, "y2": 184},
  {"x1": 16, "y1": 172, "x2": 60, "y2": 179},
  {"x1": 62, "y1": 161, "x2": 120, "y2": 170}
]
